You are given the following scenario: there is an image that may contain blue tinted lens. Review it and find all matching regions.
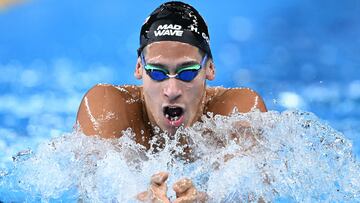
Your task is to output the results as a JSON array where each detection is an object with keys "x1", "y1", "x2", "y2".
[
  {"x1": 177, "y1": 70, "x2": 199, "y2": 82},
  {"x1": 147, "y1": 69, "x2": 169, "y2": 81}
]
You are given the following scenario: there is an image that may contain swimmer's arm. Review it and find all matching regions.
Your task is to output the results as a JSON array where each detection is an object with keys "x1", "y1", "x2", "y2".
[
  {"x1": 210, "y1": 88, "x2": 267, "y2": 153},
  {"x1": 208, "y1": 88, "x2": 267, "y2": 116},
  {"x1": 75, "y1": 84, "x2": 140, "y2": 139},
  {"x1": 226, "y1": 88, "x2": 267, "y2": 113}
]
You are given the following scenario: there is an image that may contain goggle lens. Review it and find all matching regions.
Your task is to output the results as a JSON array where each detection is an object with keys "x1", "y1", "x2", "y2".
[
  {"x1": 141, "y1": 53, "x2": 207, "y2": 82},
  {"x1": 146, "y1": 69, "x2": 168, "y2": 81},
  {"x1": 176, "y1": 66, "x2": 200, "y2": 82}
]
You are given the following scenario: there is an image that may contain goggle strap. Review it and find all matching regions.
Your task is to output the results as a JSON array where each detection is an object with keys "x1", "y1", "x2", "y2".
[
  {"x1": 140, "y1": 52, "x2": 146, "y2": 66},
  {"x1": 200, "y1": 54, "x2": 208, "y2": 67}
]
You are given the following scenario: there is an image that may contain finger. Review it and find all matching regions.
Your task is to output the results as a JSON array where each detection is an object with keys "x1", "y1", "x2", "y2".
[
  {"x1": 150, "y1": 172, "x2": 170, "y2": 203},
  {"x1": 136, "y1": 172, "x2": 170, "y2": 202},
  {"x1": 173, "y1": 190, "x2": 207, "y2": 203},
  {"x1": 136, "y1": 185, "x2": 170, "y2": 203},
  {"x1": 173, "y1": 188, "x2": 197, "y2": 203},
  {"x1": 136, "y1": 191, "x2": 149, "y2": 202},
  {"x1": 149, "y1": 181, "x2": 167, "y2": 196},
  {"x1": 151, "y1": 171, "x2": 169, "y2": 185},
  {"x1": 137, "y1": 185, "x2": 170, "y2": 203},
  {"x1": 173, "y1": 197, "x2": 195, "y2": 203},
  {"x1": 197, "y1": 192, "x2": 208, "y2": 203},
  {"x1": 173, "y1": 178, "x2": 193, "y2": 195},
  {"x1": 149, "y1": 185, "x2": 171, "y2": 203}
]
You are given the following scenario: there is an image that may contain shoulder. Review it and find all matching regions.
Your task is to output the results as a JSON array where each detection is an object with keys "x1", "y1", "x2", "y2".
[
  {"x1": 83, "y1": 84, "x2": 141, "y2": 101},
  {"x1": 76, "y1": 84, "x2": 144, "y2": 138},
  {"x1": 78, "y1": 84, "x2": 142, "y2": 115},
  {"x1": 205, "y1": 87, "x2": 267, "y2": 116}
]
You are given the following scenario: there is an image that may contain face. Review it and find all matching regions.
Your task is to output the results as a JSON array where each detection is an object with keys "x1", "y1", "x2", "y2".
[{"x1": 135, "y1": 41, "x2": 215, "y2": 135}]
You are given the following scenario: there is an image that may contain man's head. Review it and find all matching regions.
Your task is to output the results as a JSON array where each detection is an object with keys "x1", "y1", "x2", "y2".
[
  {"x1": 135, "y1": 1, "x2": 215, "y2": 134},
  {"x1": 137, "y1": 1, "x2": 212, "y2": 59}
]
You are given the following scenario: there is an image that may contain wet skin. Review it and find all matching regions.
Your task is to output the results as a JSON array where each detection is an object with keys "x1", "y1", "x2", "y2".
[
  {"x1": 76, "y1": 41, "x2": 267, "y2": 202},
  {"x1": 137, "y1": 172, "x2": 207, "y2": 203},
  {"x1": 134, "y1": 41, "x2": 215, "y2": 135}
]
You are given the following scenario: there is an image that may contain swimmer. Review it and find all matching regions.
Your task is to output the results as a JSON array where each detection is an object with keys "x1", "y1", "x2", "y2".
[{"x1": 76, "y1": 1, "x2": 267, "y2": 202}]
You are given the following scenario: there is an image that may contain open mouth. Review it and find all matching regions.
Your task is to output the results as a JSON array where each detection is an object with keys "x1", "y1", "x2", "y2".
[{"x1": 163, "y1": 106, "x2": 184, "y2": 126}]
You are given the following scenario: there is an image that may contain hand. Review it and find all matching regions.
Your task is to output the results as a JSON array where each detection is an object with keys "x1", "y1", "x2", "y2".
[
  {"x1": 137, "y1": 173, "x2": 207, "y2": 203},
  {"x1": 173, "y1": 178, "x2": 207, "y2": 203},
  {"x1": 137, "y1": 171, "x2": 170, "y2": 203}
]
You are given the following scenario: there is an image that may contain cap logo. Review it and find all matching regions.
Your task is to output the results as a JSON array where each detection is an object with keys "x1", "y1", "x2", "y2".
[
  {"x1": 202, "y1": 32, "x2": 210, "y2": 44},
  {"x1": 154, "y1": 24, "x2": 183, "y2": 37},
  {"x1": 190, "y1": 24, "x2": 198, "y2": 33},
  {"x1": 138, "y1": 2, "x2": 212, "y2": 58}
]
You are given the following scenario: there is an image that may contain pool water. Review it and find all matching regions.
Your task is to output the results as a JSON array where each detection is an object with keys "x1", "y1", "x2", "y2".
[
  {"x1": 1, "y1": 0, "x2": 360, "y2": 202},
  {"x1": 1, "y1": 110, "x2": 359, "y2": 202}
]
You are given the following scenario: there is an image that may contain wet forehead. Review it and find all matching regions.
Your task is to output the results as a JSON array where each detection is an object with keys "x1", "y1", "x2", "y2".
[{"x1": 144, "y1": 41, "x2": 202, "y2": 66}]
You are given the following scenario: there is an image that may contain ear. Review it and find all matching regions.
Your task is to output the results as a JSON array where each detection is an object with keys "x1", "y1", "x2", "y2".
[
  {"x1": 205, "y1": 60, "x2": 215, "y2": 80},
  {"x1": 134, "y1": 57, "x2": 143, "y2": 79}
]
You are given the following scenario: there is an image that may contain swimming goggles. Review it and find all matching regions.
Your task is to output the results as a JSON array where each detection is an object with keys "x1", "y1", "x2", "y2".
[{"x1": 140, "y1": 53, "x2": 208, "y2": 82}]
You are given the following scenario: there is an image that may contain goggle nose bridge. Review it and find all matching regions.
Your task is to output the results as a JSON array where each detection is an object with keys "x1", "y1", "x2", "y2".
[{"x1": 167, "y1": 74, "x2": 179, "y2": 78}]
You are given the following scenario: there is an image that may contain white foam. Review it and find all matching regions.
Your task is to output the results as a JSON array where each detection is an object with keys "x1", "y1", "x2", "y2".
[{"x1": 1, "y1": 110, "x2": 359, "y2": 202}]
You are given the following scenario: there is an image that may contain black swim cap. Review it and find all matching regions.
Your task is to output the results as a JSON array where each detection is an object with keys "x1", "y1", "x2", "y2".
[{"x1": 138, "y1": 1, "x2": 212, "y2": 59}]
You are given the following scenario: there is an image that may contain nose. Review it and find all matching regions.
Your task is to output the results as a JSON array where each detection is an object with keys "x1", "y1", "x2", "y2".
[{"x1": 163, "y1": 78, "x2": 182, "y2": 101}]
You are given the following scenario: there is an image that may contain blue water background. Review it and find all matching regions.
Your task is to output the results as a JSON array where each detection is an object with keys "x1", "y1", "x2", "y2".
[{"x1": 0, "y1": 0, "x2": 359, "y2": 167}]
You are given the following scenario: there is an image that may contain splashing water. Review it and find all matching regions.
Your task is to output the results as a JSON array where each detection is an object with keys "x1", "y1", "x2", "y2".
[{"x1": 0, "y1": 110, "x2": 359, "y2": 202}]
